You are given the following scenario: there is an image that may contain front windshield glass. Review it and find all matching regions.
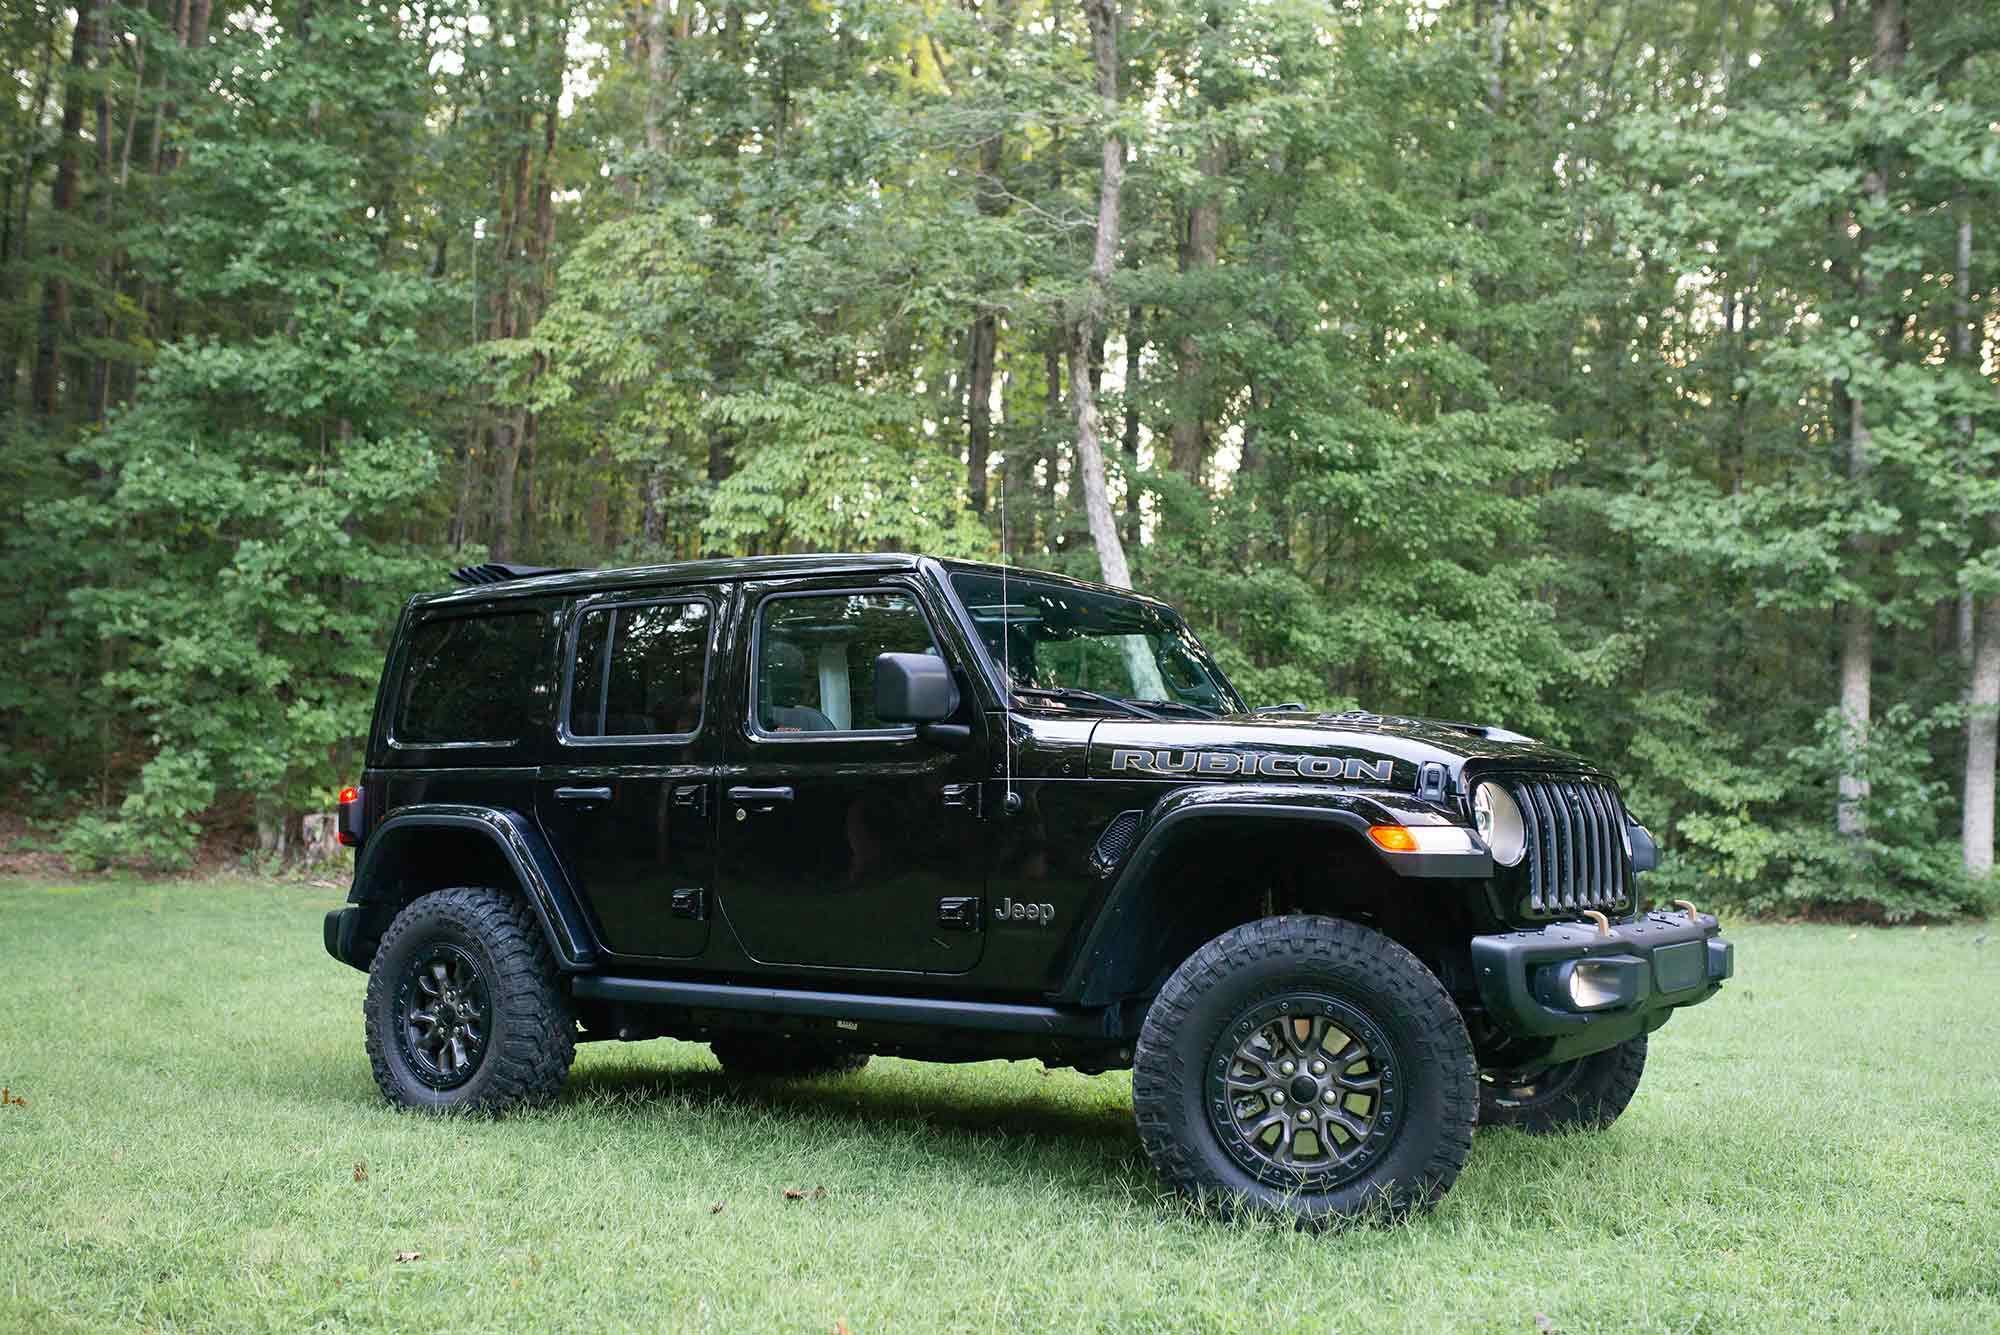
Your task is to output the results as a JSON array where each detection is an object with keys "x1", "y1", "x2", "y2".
[{"x1": 949, "y1": 570, "x2": 1244, "y2": 716}]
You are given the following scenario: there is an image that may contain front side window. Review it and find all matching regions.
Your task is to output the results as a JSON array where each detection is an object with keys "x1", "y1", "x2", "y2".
[
  {"x1": 754, "y1": 591, "x2": 938, "y2": 734},
  {"x1": 948, "y1": 570, "x2": 1244, "y2": 717},
  {"x1": 396, "y1": 612, "x2": 548, "y2": 744},
  {"x1": 569, "y1": 601, "x2": 710, "y2": 739}
]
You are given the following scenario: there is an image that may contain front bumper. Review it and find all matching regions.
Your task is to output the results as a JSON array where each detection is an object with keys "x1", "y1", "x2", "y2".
[{"x1": 1470, "y1": 911, "x2": 1733, "y2": 1057}]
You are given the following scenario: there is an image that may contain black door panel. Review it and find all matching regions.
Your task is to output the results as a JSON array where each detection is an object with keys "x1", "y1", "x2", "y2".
[
  {"x1": 535, "y1": 588, "x2": 725, "y2": 960},
  {"x1": 717, "y1": 580, "x2": 989, "y2": 974}
]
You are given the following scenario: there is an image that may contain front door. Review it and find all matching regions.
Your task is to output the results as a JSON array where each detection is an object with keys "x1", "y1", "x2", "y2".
[
  {"x1": 716, "y1": 578, "x2": 988, "y2": 974},
  {"x1": 535, "y1": 586, "x2": 725, "y2": 960}
]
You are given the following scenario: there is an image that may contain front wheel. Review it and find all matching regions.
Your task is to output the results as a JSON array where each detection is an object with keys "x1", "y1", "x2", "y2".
[
  {"x1": 364, "y1": 887, "x2": 576, "y2": 1114},
  {"x1": 1132, "y1": 915, "x2": 1477, "y2": 1227},
  {"x1": 1478, "y1": 1035, "x2": 1647, "y2": 1134}
]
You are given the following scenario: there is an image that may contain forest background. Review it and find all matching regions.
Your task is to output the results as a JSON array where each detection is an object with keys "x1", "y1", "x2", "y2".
[{"x1": 2, "y1": 0, "x2": 1996, "y2": 921}]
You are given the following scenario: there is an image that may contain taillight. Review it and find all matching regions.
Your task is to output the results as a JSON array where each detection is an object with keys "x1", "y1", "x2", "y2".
[{"x1": 337, "y1": 785, "x2": 365, "y2": 848}]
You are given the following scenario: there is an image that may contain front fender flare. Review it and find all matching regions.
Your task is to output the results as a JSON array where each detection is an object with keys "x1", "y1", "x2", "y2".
[
  {"x1": 1055, "y1": 784, "x2": 1490, "y2": 1006},
  {"x1": 345, "y1": 805, "x2": 596, "y2": 971}
]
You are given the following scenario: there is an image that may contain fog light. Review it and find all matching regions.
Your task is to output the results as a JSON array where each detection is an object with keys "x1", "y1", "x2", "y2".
[
  {"x1": 1533, "y1": 956, "x2": 1645, "y2": 1013},
  {"x1": 1567, "y1": 961, "x2": 1626, "y2": 1009}
]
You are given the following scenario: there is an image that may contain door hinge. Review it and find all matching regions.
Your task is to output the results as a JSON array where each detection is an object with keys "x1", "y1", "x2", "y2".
[
  {"x1": 936, "y1": 896, "x2": 982, "y2": 930},
  {"x1": 671, "y1": 887, "x2": 706, "y2": 921},
  {"x1": 671, "y1": 783, "x2": 706, "y2": 815},
  {"x1": 941, "y1": 782, "x2": 981, "y2": 816}
]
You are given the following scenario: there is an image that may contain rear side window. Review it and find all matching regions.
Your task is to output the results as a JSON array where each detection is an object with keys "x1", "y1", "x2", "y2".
[
  {"x1": 395, "y1": 612, "x2": 548, "y2": 745},
  {"x1": 568, "y1": 600, "x2": 711, "y2": 739}
]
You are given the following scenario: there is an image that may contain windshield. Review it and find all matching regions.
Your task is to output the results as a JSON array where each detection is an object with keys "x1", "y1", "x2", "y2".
[{"x1": 949, "y1": 570, "x2": 1244, "y2": 716}]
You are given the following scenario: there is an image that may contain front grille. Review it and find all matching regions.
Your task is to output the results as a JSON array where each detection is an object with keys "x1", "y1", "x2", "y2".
[{"x1": 1505, "y1": 775, "x2": 1633, "y2": 916}]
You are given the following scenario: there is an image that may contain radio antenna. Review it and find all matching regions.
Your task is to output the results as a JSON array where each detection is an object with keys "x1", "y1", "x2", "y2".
[{"x1": 1000, "y1": 469, "x2": 1017, "y2": 814}]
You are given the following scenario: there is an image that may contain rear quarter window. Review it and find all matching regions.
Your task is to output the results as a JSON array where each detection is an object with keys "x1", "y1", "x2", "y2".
[{"x1": 395, "y1": 612, "x2": 548, "y2": 745}]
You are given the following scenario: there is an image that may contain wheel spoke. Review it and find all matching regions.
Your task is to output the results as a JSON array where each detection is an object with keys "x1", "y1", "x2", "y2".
[{"x1": 1324, "y1": 1107, "x2": 1370, "y2": 1148}]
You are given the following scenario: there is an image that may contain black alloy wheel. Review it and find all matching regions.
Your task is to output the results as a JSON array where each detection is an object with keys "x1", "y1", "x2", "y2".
[
  {"x1": 396, "y1": 942, "x2": 491, "y2": 1089},
  {"x1": 1209, "y1": 994, "x2": 1404, "y2": 1192},
  {"x1": 364, "y1": 886, "x2": 576, "y2": 1114},
  {"x1": 1133, "y1": 914, "x2": 1477, "y2": 1227}
]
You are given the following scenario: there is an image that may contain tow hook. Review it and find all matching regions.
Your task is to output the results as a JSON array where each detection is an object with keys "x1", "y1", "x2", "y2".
[
  {"x1": 1580, "y1": 909, "x2": 1611, "y2": 938},
  {"x1": 1673, "y1": 899, "x2": 1701, "y2": 926}
]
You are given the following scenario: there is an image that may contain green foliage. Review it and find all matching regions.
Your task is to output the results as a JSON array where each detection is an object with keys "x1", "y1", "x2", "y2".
[{"x1": 1, "y1": 0, "x2": 1994, "y2": 916}]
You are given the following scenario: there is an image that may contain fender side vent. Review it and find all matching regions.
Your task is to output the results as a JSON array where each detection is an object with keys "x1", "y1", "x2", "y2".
[{"x1": 1090, "y1": 810, "x2": 1145, "y2": 877}]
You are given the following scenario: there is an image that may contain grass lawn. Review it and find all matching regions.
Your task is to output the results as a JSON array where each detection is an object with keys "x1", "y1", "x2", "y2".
[{"x1": 2, "y1": 877, "x2": 1996, "y2": 1333}]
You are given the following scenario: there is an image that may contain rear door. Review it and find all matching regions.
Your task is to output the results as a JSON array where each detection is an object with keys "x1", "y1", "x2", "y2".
[{"x1": 534, "y1": 585, "x2": 727, "y2": 960}]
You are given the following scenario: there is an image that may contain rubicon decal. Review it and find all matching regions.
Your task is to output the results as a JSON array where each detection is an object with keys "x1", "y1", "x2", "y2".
[{"x1": 1110, "y1": 749, "x2": 1395, "y2": 783}]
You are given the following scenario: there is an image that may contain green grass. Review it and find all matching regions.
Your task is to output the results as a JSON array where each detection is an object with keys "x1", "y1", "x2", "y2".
[{"x1": 1, "y1": 879, "x2": 1996, "y2": 1334}]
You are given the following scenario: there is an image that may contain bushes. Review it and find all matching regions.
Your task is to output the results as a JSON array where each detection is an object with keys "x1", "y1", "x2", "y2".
[{"x1": 1629, "y1": 699, "x2": 1991, "y2": 923}]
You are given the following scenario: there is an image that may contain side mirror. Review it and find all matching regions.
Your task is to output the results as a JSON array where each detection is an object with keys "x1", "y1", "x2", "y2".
[{"x1": 875, "y1": 652, "x2": 960, "y2": 724}]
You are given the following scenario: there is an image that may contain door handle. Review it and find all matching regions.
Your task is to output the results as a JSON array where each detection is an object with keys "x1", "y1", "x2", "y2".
[
  {"x1": 726, "y1": 785, "x2": 794, "y2": 805},
  {"x1": 554, "y1": 786, "x2": 612, "y2": 802}
]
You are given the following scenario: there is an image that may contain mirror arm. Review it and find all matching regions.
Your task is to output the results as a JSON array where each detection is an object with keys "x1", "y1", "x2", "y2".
[{"x1": 918, "y1": 722, "x2": 973, "y2": 752}]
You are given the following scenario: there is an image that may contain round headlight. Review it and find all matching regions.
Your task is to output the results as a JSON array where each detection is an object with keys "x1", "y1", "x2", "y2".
[{"x1": 1472, "y1": 782, "x2": 1527, "y2": 867}]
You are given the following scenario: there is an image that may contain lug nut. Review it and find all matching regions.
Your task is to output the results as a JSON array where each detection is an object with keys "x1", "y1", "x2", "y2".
[
  {"x1": 1270, "y1": 1090, "x2": 1285, "y2": 1105},
  {"x1": 1296, "y1": 1109, "x2": 1312, "y2": 1123},
  {"x1": 1311, "y1": 1060, "x2": 1326, "y2": 1075},
  {"x1": 1322, "y1": 1090, "x2": 1337, "y2": 1104},
  {"x1": 1280, "y1": 1060, "x2": 1295, "y2": 1075}
]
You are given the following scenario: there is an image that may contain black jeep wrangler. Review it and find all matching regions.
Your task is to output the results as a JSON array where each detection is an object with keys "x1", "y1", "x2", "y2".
[{"x1": 324, "y1": 553, "x2": 1732, "y2": 1223}]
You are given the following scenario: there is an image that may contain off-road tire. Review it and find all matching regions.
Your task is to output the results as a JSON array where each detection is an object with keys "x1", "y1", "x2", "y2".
[
  {"x1": 1478, "y1": 1035, "x2": 1647, "y2": 1134},
  {"x1": 364, "y1": 887, "x2": 575, "y2": 1114},
  {"x1": 710, "y1": 1034, "x2": 869, "y2": 1079},
  {"x1": 1132, "y1": 915, "x2": 1477, "y2": 1227}
]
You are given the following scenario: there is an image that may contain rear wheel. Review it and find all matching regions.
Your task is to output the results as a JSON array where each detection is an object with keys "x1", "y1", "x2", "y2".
[
  {"x1": 1132, "y1": 915, "x2": 1477, "y2": 1227},
  {"x1": 1478, "y1": 1035, "x2": 1647, "y2": 1134},
  {"x1": 364, "y1": 887, "x2": 575, "y2": 1114},
  {"x1": 710, "y1": 1034, "x2": 869, "y2": 1079}
]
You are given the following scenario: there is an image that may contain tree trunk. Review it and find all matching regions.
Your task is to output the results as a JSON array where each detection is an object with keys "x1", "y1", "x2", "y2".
[
  {"x1": 1837, "y1": 0, "x2": 1903, "y2": 838},
  {"x1": 1955, "y1": 209, "x2": 1995, "y2": 874},
  {"x1": 33, "y1": 7, "x2": 94, "y2": 418},
  {"x1": 966, "y1": 311, "x2": 996, "y2": 513},
  {"x1": 1168, "y1": 141, "x2": 1221, "y2": 485},
  {"x1": 645, "y1": 0, "x2": 672, "y2": 153},
  {"x1": 1968, "y1": 590, "x2": 2000, "y2": 878},
  {"x1": 1067, "y1": 0, "x2": 1133, "y2": 591},
  {"x1": 1121, "y1": 304, "x2": 1142, "y2": 548}
]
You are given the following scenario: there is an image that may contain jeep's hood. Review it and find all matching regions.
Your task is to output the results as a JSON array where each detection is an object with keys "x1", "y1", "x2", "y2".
[{"x1": 1085, "y1": 710, "x2": 1589, "y2": 789}]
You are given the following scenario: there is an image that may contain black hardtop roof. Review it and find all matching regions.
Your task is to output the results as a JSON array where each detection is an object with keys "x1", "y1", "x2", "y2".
[{"x1": 413, "y1": 551, "x2": 1175, "y2": 612}]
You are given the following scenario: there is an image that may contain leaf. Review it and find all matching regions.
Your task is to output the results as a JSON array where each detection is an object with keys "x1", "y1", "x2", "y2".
[
  {"x1": 352, "y1": 1159, "x2": 368, "y2": 1183},
  {"x1": 710, "y1": 1202, "x2": 725, "y2": 1214},
  {"x1": 394, "y1": 1250, "x2": 423, "y2": 1264},
  {"x1": 784, "y1": 1188, "x2": 807, "y2": 1201},
  {"x1": 833, "y1": 1322, "x2": 854, "y2": 1335}
]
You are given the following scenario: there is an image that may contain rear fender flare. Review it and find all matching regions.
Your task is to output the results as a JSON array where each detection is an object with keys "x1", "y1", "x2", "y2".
[
  {"x1": 1056, "y1": 784, "x2": 1489, "y2": 1006},
  {"x1": 347, "y1": 805, "x2": 596, "y2": 971}
]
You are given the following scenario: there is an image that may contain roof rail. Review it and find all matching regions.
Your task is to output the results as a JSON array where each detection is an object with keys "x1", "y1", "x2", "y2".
[{"x1": 449, "y1": 562, "x2": 579, "y2": 587}]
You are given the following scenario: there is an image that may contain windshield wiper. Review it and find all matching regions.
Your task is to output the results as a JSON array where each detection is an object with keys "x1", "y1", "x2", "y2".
[
  {"x1": 1129, "y1": 699, "x2": 1219, "y2": 719},
  {"x1": 1012, "y1": 686, "x2": 1165, "y2": 721}
]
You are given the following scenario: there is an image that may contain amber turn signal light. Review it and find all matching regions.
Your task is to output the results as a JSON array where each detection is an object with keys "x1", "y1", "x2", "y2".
[{"x1": 1368, "y1": 825, "x2": 1419, "y2": 852}]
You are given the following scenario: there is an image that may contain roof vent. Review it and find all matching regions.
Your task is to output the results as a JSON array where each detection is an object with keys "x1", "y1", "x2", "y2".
[{"x1": 448, "y1": 563, "x2": 578, "y2": 587}]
